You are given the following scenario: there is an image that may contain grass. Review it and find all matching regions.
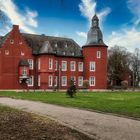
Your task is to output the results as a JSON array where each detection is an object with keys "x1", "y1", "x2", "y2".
[{"x1": 0, "y1": 91, "x2": 140, "y2": 118}]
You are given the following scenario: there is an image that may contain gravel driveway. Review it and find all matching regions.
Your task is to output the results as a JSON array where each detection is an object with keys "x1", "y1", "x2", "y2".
[{"x1": 0, "y1": 97, "x2": 140, "y2": 140}]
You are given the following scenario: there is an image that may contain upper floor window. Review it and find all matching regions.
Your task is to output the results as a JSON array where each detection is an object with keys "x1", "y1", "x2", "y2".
[
  {"x1": 21, "y1": 52, "x2": 24, "y2": 56},
  {"x1": 55, "y1": 60, "x2": 58, "y2": 71},
  {"x1": 90, "y1": 61, "x2": 95, "y2": 71},
  {"x1": 62, "y1": 61, "x2": 67, "y2": 71},
  {"x1": 71, "y1": 61, "x2": 76, "y2": 71},
  {"x1": 89, "y1": 76, "x2": 95, "y2": 86},
  {"x1": 19, "y1": 41, "x2": 23, "y2": 45},
  {"x1": 10, "y1": 39, "x2": 14, "y2": 44},
  {"x1": 79, "y1": 62, "x2": 83, "y2": 72},
  {"x1": 28, "y1": 59, "x2": 33, "y2": 70},
  {"x1": 38, "y1": 58, "x2": 40, "y2": 70},
  {"x1": 49, "y1": 58, "x2": 53, "y2": 70},
  {"x1": 28, "y1": 76, "x2": 34, "y2": 87},
  {"x1": 5, "y1": 50, "x2": 9, "y2": 55},
  {"x1": 97, "y1": 51, "x2": 101, "y2": 59},
  {"x1": 71, "y1": 76, "x2": 76, "y2": 82},
  {"x1": 61, "y1": 76, "x2": 67, "y2": 86},
  {"x1": 78, "y1": 76, "x2": 83, "y2": 87}
]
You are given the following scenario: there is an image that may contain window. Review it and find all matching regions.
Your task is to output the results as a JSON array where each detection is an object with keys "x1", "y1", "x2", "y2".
[
  {"x1": 54, "y1": 76, "x2": 58, "y2": 87},
  {"x1": 62, "y1": 61, "x2": 67, "y2": 71},
  {"x1": 89, "y1": 76, "x2": 95, "y2": 86},
  {"x1": 10, "y1": 39, "x2": 14, "y2": 44},
  {"x1": 38, "y1": 59, "x2": 40, "y2": 70},
  {"x1": 48, "y1": 75, "x2": 53, "y2": 87},
  {"x1": 28, "y1": 76, "x2": 34, "y2": 86},
  {"x1": 22, "y1": 67, "x2": 27, "y2": 75},
  {"x1": 78, "y1": 76, "x2": 83, "y2": 87},
  {"x1": 55, "y1": 60, "x2": 58, "y2": 71},
  {"x1": 97, "y1": 51, "x2": 101, "y2": 58},
  {"x1": 90, "y1": 62, "x2": 95, "y2": 71},
  {"x1": 79, "y1": 62, "x2": 83, "y2": 72},
  {"x1": 61, "y1": 76, "x2": 67, "y2": 86},
  {"x1": 71, "y1": 61, "x2": 76, "y2": 71},
  {"x1": 38, "y1": 75, "x2": 40, "y2": 86},
  {"x1": 28, "y1": 59, "x2": 33, "y2": 69},
  {"x1": 19, "y1": 41, "x2": 22, "y2": 45},
  {"x1": 21, "y1": 52, "x2": 24, "y2": 56},
  {"x1": 49, "y1": 58, "x2": 53, "y2": 70},
  {"x1": 5, "y1": 50, "x2": 9, "y2": 55}
]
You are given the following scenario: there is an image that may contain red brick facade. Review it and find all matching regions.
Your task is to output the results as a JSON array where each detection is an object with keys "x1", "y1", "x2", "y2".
[{"x1": 0, "y1": 16, "x2": 108, "y2": 90}]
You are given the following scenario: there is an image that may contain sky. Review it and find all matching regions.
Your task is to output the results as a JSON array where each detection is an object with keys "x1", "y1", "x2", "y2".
[{"x1": 0, "y1": 0, "x2": 140, "y2": 52}]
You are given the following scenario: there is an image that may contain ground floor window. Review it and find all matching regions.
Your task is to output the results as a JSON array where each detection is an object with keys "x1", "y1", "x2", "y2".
[
  {"x1": 78, "y1": 76, "x2": 83, "y2": 87},
  {"x1": 28, "y1": 76, "x2": 34, "y2": 86},
  {"x1": 54, "y1": 76, "x2": 58, "y2": 87},
  {"x1": 38, "y1": 75, "x2": 40, "y2": 86},
  {"x1": 89, "y1": 76, "x2": 95, "y2": 86},
  {"x1": 48, "y1": 75, "x2": 53, "y2": 87},
  {"x1": 61, "y1": 76, "x2": 67, "y2": 86}
]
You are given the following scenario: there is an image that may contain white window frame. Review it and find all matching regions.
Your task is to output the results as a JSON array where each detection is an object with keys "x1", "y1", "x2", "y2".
[
  {"x1": 38, "y1": 58, "x2": 40, "y2": 70},
  {"x1": 28, "y1": 59, "x2": 34, "y2": 70},
  {"x1": 54, "y1": 76, "x2": 58, "y2": 87},
  {"x1": 61, "y1": 76, "x2": 67, "y2": 86},
  {"x1": 48, "y1": 75, "x2": 53, "y2": 87},
  {"x1": 71, "y1": 61, "x2": 76, "y2": 71},
  {"x1": 55, "y1": 60, "x2": 58, "y2": 71},
  {"x1": 38, "y1": 75, "x2": 40, "y2": 86},
  {"x1": 90, "y1": 61, "x2": 96, "y2": 71},
  {"x1": 28, "y1": 76, "x2": 34, "y2": 87},
  {"x1": 78, "y1": 76, "x2": 83, "y2": 87},
  {"x1": 79, "y1": 62, "x2": 83, "y2": 72},
  {"x1": 97, "y1": 51, "x2": 101, "y2": 59},
  {"x1": 62, "y1": 61, "x2": 67, "y2": 71},
  {"x1": 49, "y1": 58, "x2": 53, "y2": 70},
  {"x1": 89, "y1": 76, "x2": 95, "y2": 86}
]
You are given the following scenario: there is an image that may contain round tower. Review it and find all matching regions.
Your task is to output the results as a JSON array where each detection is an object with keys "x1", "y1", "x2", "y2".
[{"x1": 82, "y1": 14, "x2": 108, "y2": 89}]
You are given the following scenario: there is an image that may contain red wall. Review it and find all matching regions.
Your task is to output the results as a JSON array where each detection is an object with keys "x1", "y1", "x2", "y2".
[
  {"x1": 0, "y1": 25, "x2": 33, "y2": 89},
  {"x1": 83, "y1": 45, "x2": 107, "y2": 89}
]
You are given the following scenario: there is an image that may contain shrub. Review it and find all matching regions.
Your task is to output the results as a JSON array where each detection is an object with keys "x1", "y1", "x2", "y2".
[{"x1": 66, "y1": 80, "x2": 76, "y2": 98}]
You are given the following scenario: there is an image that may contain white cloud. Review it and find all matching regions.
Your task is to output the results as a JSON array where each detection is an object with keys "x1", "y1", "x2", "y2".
[
  {"x1": 107, "y1": 28, "x2": 140, "y2": 52},
  {"x1": 76, "y1": 31, "x2": 87, "y2": 38},
  {"x1": 0, "y1": 0, "x2": 38, "y2": 34},
  {"x1": 79, "y1": 0, "x2": 111, "y2": 26}
]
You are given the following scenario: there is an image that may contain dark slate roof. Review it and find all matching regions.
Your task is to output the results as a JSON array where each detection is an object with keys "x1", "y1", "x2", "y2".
[
  {"x1": 0, "y1": 33, "x2": 10, "y2": 48},
  {"x1": 19, "y1": 59, "x2": 29, "y2": 66},
  {"x1": 21, "y1": 33, "x2": 82, "y2": 57}
]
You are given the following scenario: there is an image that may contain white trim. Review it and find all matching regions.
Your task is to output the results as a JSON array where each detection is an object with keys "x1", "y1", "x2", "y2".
[
  {"x1": 78, "y1": 76, "x2": 83, "y2": 87},
  {"x1": 28, "y1": 59, "x2": 34, "y2": 70},
  {"x1": 48, "y1": 75, "x2": 53, "y2": 87},
  {"x1": 89, "y1": 76, "x2": 95, "y2": 86},
  {"x1": 28, "y1": 76, "x2": 34, "y2": 87},
  {"x1": 71, "y1": 61, "x2": 76, "y2": 71},
  {"x1": 90, "y1": 61, "x2": 95, "y2": 71},
  {"x1": 61, "y1": 61, "x2": 67, "y2": 71},
  {"x1": 78, "y1": 62, "x2": 83, "y2": 72},
  {"x1": 61, "y1": 76, "x2": 67, "y2": 86}
]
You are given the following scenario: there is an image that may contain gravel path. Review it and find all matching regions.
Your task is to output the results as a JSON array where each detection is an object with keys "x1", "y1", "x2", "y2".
[{"x1": 0, "y1": 97, "x2": 140, "y2": 140}]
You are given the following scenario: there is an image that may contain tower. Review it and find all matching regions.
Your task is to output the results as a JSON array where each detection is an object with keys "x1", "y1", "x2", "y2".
[{"x1": 82, "y1": 14, "x2": 108, "y2": 89}]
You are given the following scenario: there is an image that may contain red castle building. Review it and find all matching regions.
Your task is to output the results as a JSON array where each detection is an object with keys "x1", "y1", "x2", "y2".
[{"x1": 0, "y1": 15, "x2": 108, "y2": 90}]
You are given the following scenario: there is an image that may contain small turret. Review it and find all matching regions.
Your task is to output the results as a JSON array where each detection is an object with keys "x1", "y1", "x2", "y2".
[{"x1": 86, "y1": 14, "x2": 105, "y2": 45}]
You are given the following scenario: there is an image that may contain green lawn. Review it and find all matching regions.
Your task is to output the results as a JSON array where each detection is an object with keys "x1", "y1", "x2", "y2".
[{"x1": 0, "y1": 91, "x2": 140, "y2": 118}]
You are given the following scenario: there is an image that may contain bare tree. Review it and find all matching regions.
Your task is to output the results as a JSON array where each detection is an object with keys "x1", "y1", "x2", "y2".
[
  {"x1": 108, "y1": 46, "x2": 131, "y2": 86},
  {"x1": 130, "y1": 48, "x2": 140, "y2": 87}
]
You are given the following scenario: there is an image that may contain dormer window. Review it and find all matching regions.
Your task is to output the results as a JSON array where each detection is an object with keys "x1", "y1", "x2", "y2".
[
  {"x1": 65, "y1": 43, "x2": 67, "y2": 48},
  {"x1": 63, "y1": 52, "x2": 66, "y2": 55},
  {"x1": 10, "y1": 39, "x2": 14, "y2": 44},
  {"x1": 72, "y1": 52, "x2": 74, "y2": 56},
  {"x1": 5, "y1": 50, "x2": 9, "y2": 55},
  {"x1": 55, "y1": 43, "x2": 57, "y2": 48}
]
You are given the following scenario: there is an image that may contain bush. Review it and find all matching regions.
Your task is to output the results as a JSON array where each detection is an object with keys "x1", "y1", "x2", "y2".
[
  {"x1": 121, "y1": 80, "x2": 128, "y2": 89},
  {"x1": 66, "y1": 80, "x2": 76, "y2": 98}
]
